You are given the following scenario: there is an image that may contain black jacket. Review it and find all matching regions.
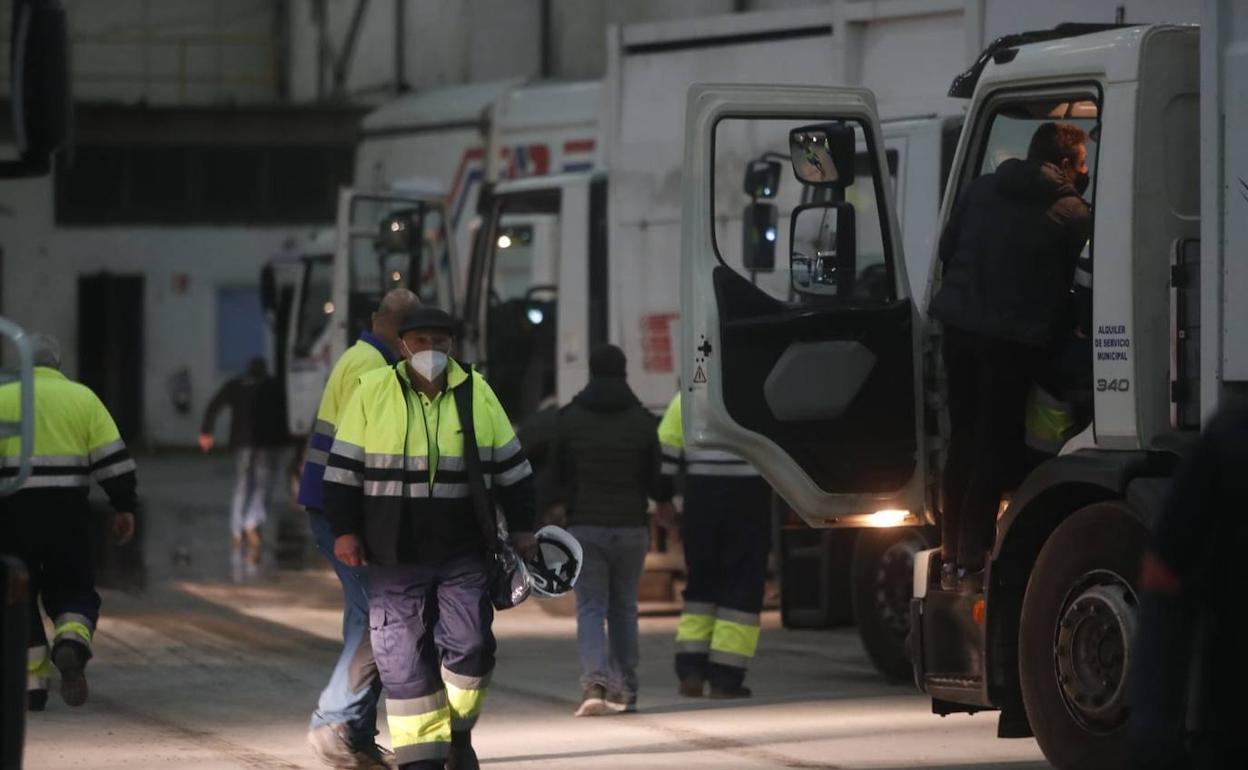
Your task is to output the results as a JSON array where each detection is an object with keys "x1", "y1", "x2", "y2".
[
  {"x1": 929, "y1": 159, "x2": 1092, "y2": 347},
  {"x1": 201, "y1": 373, "x2": 289, "y2": 449},
  {"x1": 552, "y1": 377, "x2": 662, "y2": 528}
]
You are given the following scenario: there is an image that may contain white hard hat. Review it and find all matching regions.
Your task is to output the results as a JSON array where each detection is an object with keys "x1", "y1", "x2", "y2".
[{"x1": 526, "y1": 525, "x2": 583, "y2": 598}]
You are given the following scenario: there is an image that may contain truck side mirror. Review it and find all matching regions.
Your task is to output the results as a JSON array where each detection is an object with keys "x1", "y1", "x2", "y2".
[
  {"x1": 2, "y1": 0, "x2": 72, "y2": 179},
  {"x1": 742, "y1": 202, "x2": 777, "y2": 272},
  {"x1": 788, "y1": 123, "x2": 856, "y2": 188},
  {"x1": 743, "y1": 159, "x2": 781, "y2": 199},
  {"x1": 377, "y1": 208, "x2": 420, "y2": 255},
  {"x1": 790, "y1": 202, "x2": 856, "y2": 298}
]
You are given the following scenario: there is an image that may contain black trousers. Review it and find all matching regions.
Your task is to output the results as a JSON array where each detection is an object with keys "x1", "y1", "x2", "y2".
[
  {"x1": 0, "y1": 489, "x2": 101, "y2": 690},
  {"x1": 941, "y1": 327, "x2": 1039, "y2": 570}
]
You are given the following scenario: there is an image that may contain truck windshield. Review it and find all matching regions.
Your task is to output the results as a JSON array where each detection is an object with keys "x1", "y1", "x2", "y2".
[{"x1": 294, "y1": 256, "x2": 333, "y2": 358}]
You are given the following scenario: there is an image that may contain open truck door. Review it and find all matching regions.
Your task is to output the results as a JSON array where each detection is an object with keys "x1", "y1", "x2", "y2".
[{"x1": 680, "y1": 84, "x2": 929, "y2": 529}]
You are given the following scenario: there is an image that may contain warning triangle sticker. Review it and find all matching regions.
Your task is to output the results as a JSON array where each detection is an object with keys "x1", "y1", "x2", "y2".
[{"x1": 693, "y1": 366, "x2": 707, "y2": 384}]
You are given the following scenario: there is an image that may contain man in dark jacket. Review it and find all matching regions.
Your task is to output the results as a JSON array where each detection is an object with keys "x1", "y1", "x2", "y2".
[
  {"x1": 551, "y1": 345, "x2": 662, "y2": 716},
  {"x1": 199, "y1": 357, "x2": 289, "y2": 549},
  {"x1": 929, "y1": 122, "x2": 1092, "y2": 588}
]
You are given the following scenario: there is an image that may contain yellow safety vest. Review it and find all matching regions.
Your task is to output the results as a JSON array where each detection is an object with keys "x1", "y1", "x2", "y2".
[{"x1": 657, "y1": 393, "x2": 759, "y2": 479}]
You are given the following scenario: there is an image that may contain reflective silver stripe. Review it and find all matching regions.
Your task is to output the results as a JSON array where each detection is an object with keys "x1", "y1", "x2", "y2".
[
  {"x1": 305, "y1": 448, "x2": 330, "y2": 466},
  {"x1": 363, "y1": 480, "x2": 404, "y2": 496},
  {"x1": 92, "y1": 458, "x2": 137, "y2": 481},
  {"x1": 431, "y1": 483, "x2": 470, "y2": 499},
  {"x1": 364, "y1": 453, "x2": 430, "y2": 471},
  {"x1": 438, "y1": 456, "x2": 466, "y2": 471},
  {"x1": 660, "y1": 442, "x2": 682, "y2": 457},
  {"x1": 330, "y1": 439, "x2": 365, "y2": 462},
  {"x1": 323, "y1": 466, "x2": 363, "y2": 487},
  {"x1": 54, "y1": 613, "x2": 95, "y2": 633},
  {"x1": 493, "y1": 437, "x2": 522, "y2": 462},
  {"x1": 1025, "y1": 434, "x2": 1065, "y2": 454},
  {"x1": 394, "y1": 743, "x2": 451, "y2": 763},
  {"x1": 683, "y1": 601, "x2": 716, "y2": 616},
  {"x1": 27, "y1": 454, "x2": 89, "y2": 467},
  {"x1": 686, "y1": 463, "x2": 760, "y2": 477},
  {"x1": 28, "y1": 645, "x2": 48, "y2": 664},
  {"x1": 88, "y1": 439, "x2": 126, "y2": 464},
  {"x1": 18, "y1": 475, "x2": 90, "y2": 489},
  {"x1": 716, "y1": 608, "x2": 760, "y2": 627},
  {"x1": 708, "y1": 650, "x2": 752, "y2": 669},
  {"x1": 441, "y1": 667, "x2": 491, "y2": 692},
  {"x1": 313, "y1": 419, "x2": 336, "y2": 436},
  {"x1": 494, "y1": 459, "x2": 532, "y2": 487},
  {"x1": 386, "y1": 691, "x2": 448, "y2": 716},
  {"x1": 1074, "y1": 267, "x2": 1093, "y2": 288},
  {"x1": 660, "y1": 462, "x2": 679, "y2": 475},
  {"x1": 676, "y1": 639, "x2": 710, "y2": 653},
  {"x1": 1031, "y1": 386, "x2": 1070, "y2": 410}
]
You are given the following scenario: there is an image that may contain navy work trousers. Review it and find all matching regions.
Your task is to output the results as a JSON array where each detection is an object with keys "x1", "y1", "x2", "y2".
[
  {"x1": 369, "y1": 554, "x2": 496, "y2": 770},
  {"x1": 677, "y1": 475, "x2": 771, "y2": 689}
]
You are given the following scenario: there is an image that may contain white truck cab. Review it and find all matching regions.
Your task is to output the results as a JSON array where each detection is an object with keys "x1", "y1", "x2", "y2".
[{"x1": 680, "y1": 22, "x2": 1211, "y2": 770}]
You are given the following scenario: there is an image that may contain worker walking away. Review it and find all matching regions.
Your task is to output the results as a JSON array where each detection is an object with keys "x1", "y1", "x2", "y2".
[
  {"x1": 0, "y1": 334, "x2": 137, "y2": 710},
  {"x1": 550, "y1": 344, "x2": 662, "y2": 716},
  {"x1": 656, "y1": 393, "x2": 770, "y2": 699},
  {"x1": 324, "y1": 306, "x2": 537, "y2": 770},
  {"x1": 302, "y1": 287, "x2": 418, "y2": 770},
  {"x1": 928, "y1": 122, "x2": 1092, "y2": 591},
  {"x1": 198, "y1": 356, "x2": 288, "y2": 552}
]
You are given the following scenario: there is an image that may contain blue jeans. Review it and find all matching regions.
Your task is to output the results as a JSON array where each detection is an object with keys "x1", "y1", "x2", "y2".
[
  {"x1": 308, "y1": 509, "x2": 383, "y2": 747},
  {"x1": 568, "y1": 525, "x2": 649, "y2": 695}
]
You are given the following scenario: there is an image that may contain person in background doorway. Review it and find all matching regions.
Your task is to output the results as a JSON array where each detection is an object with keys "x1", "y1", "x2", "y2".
[
  {"x1": 928, "y1": 121, "x2": 1092, "y2": 591},
  {"x1": 0, "y1": 333, "x2": 138, "y2": 710},
  {"x1": 550, "y1": 344, "x2": 662, "y2": 716},
  {"x1": 199, "y1": 356, "x2": 288, "y2": 552}
]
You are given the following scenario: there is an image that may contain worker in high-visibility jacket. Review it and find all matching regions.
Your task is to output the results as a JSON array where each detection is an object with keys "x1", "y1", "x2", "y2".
[
  {"x1": 301, "y1": 288, "x2": 418, "y2": 769},
  {"x1": 0, "y1": 334, "x2": 137, "y2": 711},
  {"x1": 655, "y1": 393, "x2": 770, "y2": 699},
  {"x1": 324, "y1": 306, "x2": 536, "y2": 770}
]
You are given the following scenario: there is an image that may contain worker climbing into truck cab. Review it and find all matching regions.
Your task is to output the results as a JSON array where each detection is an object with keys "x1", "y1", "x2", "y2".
[{"x1": 928, "y1": 121, "x2": 1092, "y2": 591}]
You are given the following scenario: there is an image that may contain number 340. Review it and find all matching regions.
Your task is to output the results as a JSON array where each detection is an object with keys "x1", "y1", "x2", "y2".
[{"x1": 1096, "y1": 378, "x2": 1130, "y2": 392}]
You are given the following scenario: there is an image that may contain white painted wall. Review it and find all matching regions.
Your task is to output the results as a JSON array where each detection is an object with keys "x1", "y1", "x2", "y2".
[
  {"x1": 0, "y1": 0, "x2": 279, "y2": 105},
  {"x1": 0, "y1": 170, "x2": 318, "y2": 447}
]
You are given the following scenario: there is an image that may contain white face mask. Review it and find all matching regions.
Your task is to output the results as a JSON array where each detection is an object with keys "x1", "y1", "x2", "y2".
[{"x1": 406, "y1": 348, "x2": 448, "y2": 382}]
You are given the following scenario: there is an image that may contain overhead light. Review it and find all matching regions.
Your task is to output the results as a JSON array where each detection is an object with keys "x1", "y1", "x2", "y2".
[
  {"x1": 527, "y1": 307, "x2": 544, "y2": 325},
  {"x1": 497, "y1": 234, "x2": 513, "y2": 249},
  {"x1": 391, "y1": 271, "x2": 402, "y2": 282},
  {"x1": 323, "y1": 301, "x2": 335, "y2": 314},
  {"x1": 866, "y1": 509, "x2": 909, "y2": 527},
  {"x1": 764, "y1": 227, "x2": 777, "y2": 243}
]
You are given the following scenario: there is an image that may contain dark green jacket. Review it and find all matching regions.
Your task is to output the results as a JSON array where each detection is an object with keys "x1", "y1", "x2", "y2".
[{"x1": 552, "y1": 377, "x2": 661, "y2": 528}]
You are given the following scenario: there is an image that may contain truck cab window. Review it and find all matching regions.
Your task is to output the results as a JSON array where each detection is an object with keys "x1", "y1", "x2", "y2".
[
  {"x1": 713, "y1": 117, "x2": 899, "y2": 305},
  {"x1": 974, "y1": 97, "x2": 1099, "y2": 193},
  {"x1": 294, "y1": 256, "x2": 333, "y2": 358},
  {"x1": 479, "y1": 190, "x2": 561, "y2": 418}
]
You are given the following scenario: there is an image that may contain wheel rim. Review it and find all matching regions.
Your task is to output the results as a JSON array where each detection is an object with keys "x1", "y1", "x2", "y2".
[
  {"x1": 872, "y1": 531, "x2": 925, "y2": 639},
  {"x1": 1053, "y1": 571, "x2": 1138, "y2": 733}
]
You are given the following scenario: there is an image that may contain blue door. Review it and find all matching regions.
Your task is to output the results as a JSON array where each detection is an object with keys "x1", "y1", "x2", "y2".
[{"x1": 217, "y1": 287, "x2": 266, "y2": 373}]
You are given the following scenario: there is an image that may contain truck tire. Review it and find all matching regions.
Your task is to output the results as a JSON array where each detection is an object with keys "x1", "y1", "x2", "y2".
[
  {"x1": 852, "y1": 526, "x2": 935, "y2": 681},
  {"x1": 1019, "y1": 501, "x2": 1146, "y2": 770}
]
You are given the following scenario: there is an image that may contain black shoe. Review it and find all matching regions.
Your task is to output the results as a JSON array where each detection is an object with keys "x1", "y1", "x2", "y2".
[
  {"x1": 28, "y1": 689, "x2": 48, "y2": 712},
  {"x1": 447, "y1": 731, "x2": 478, "y2": 770},
  {"x1": 678, "y1": 678, "x2": 705, "y2": 698},
  {"x1": 708, "y1": 684, "x2": 752, "y2": 699},
  {"x1": 605, "y1": 690, "x2": 637, "y2": 713},
  {"x1": 52, "y1": 643, "x2": 88, "y2": 707}
]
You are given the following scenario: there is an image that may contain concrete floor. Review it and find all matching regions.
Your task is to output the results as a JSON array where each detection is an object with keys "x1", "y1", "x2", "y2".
[{"x1": 21, "y1": 453, "x2": 1052, "y2": 769}]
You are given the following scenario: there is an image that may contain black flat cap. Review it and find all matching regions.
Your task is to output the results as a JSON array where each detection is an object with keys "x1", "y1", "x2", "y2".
[{"x1": 398, "y1": 306, "x2": 456, "y2": 335}]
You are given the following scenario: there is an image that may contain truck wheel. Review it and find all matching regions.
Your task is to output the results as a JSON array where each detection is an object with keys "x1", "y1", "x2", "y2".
[
  {"x1": 852, "y1": 526, "x2": 935, "y2": 681},
  {"x1": 1019, "y1": 501, "x2": 1145, "y2": 770}
]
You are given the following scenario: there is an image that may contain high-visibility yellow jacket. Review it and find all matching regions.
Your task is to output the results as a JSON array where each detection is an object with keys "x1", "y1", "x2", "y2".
[
  {"x1": 323, "y1": 358, "x2": 535, "y2": 565},
  {"x1": 0, "y1": 367, "x2": 137, "y2": 510},
  {"x1": 657, "y1": 393, "x2": 759, "y2": 480},
  {"x1": 298, "y1": 332, "x2": 398, "y2": 509}
]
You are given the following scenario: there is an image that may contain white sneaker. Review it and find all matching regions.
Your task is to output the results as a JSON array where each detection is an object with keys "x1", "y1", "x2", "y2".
[{"x1": 574, "y1": 684, "x2": 612, "y2": 717}]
